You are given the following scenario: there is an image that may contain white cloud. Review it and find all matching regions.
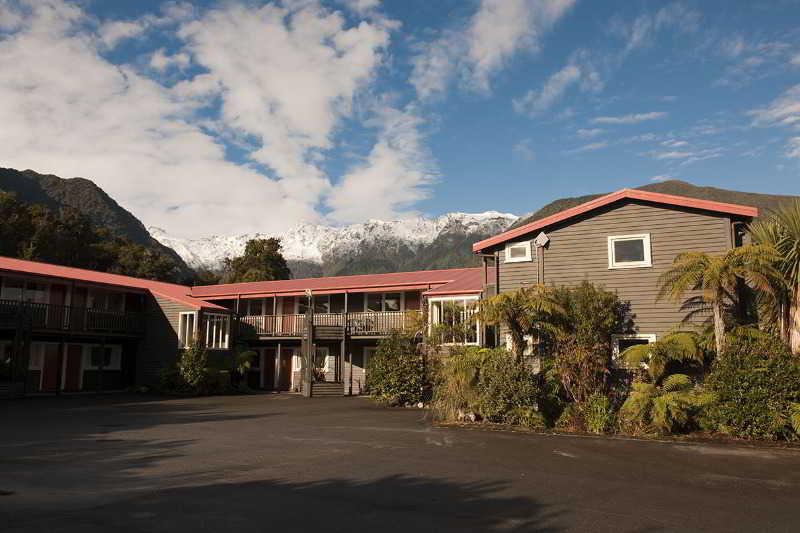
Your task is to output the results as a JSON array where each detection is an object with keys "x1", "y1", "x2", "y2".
[
  {"x1": 327, "y1": 106, "x2": 437, "y2": 223},
  {"x1": 410, "y1": 0, "x2": 575, "y2": 99},
  {"x1": 648, "y1": 147, "x2": 724, "y2": 165},
  {"x1": 576, "y1": 128, "x2": 604, "y2": 139},
  {"x1": 564, "y1": 141, "x2": 608, "y2": 154},
  {"x1": 513, "y1": 63, "x2": 580, "y2": 116},
  {"x1": 591, "y1": 111, "x2": 667, "y2": 125},
  {"x1": 661, "y1": 139, "x2": 688, "y2": 148},
  {"x1": 748, "y1": 84, "x2": 800, "y2": 128},
  {"x1": 612, "y1": 3, "x2": 701, "y2": 55},
  {"x1": 178, "y1": 2, "x2": 391, "y2": 202},
  {"x1": 716, "y1": 37, "x2": 794, "y2": 87},
  {"x1": 786, "y1": 137, "x2": 800, "y2": 159},
  {"x1": 512, "y1": 138, "x2": 535, "y2": 160},
  {"x1": 792, "y1": 54, "x2": 800, "y2": 66},
  {"x1": 650, "y1": 174, "x2": 672, "y2": 182},
  {"x1": 0, "y1": 0, "x2": 399, "y2": 238},
  {"x1": 149, "y1": 47, "x2": 190, "y2": 71},
  {"x1": 98, "y1": 20, "x2": 146, "y2": 48}
]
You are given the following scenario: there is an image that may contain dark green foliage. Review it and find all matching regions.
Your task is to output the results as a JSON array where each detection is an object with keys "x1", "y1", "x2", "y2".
[
  {"x1": 367, "y1": 331, "x2": 426, "y2": 405},
  {"x1": 705, "y1": 330, "x2": 800, "y2": 440},
  {"x1": 220, "y1": 238, "x2": 291, "y2": 284},
  {"x1": 0, "y1": 191, "x2": 185, "y2": 282},
  {"x1": 552, "y1": 281, "x2": 633, "y2": 353},
  {"x1": 432, "y1": 347, "x2": 544, "y2": 428},
  {"x1": 0, "y1": 167, "x2": 191, "y2": 277},
  {"x1": 475, "y1": 349, "x2": 539, "y2": 424},
  {"x1": 178, "y1": 338, "x2": 209, "y2": 389},
  {"x1": 583, "y1": 392, "x2": 613, "y2": 434}
]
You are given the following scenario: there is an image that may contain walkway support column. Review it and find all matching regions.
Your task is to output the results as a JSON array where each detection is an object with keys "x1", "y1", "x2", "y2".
[{"x1": 302, "y1": 289, "x2": 314, "y2": 398}]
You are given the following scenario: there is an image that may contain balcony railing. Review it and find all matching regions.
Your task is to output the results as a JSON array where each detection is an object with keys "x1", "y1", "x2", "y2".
[
  {"x1": 238, "y1": 311, "x2": 419, "y2": 337},
  {"x1": 0, "y1": 299, "x2": 145, "y2": 335}
]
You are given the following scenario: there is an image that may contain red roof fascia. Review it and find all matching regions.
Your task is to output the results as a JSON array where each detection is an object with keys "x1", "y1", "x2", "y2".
[
  {"x1": 191, "y1": 268, "x2": 482, "y2": 299},
  {"x1": 0, "y1": 256, "x2": 223, "y2": 311},
  {"x1": 472, "y1": 188, "x2": 759, "y2": 253}
]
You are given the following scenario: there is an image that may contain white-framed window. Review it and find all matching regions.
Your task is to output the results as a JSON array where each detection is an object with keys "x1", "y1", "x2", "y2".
[
  {"x1": 504, "y1": 241, "x2": 532, "y2": 263},
  {"x1": 608, "y1": 234, "x2": 652, "y2": 269},
  {"x1": 612, "y1": 333, "x2": 657, "y2": 367},
  {"x1": 178, "y1": 312, "x2": 197, "y2": 348},
  {"x1": 429, "y1": 296, "x2": 480, "y2": 345},
  {"x1": 504, "y1": 334, "x2": 536, "y2": 357},
  {"x1": 204, "y1": 313, "x2": 230, "y2": 350}
]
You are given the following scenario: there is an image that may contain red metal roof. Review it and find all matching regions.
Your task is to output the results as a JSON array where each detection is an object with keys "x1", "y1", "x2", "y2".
[
  {"x1": 423, "y1": 268, "x2": 492, "y2": 297},
  {"x1": 472, "y1": 188, "x2": 759, "y2": 253},
  {"x1": 191, "y1": 267, "x2": 486, "y2": 299},
  {"x1": 0, "y1": 256, "x2": 223, "y2": 310}
]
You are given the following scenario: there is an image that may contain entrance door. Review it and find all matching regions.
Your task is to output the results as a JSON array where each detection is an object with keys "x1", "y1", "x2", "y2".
[
  {"x1": 262, "y1": 348, "x2": 276, "y2": 390},
  {"x1": 63, "y1": 344, "x2": 83, "y2": 392},
  {"x1": 40, "y1": 343, "x2": 60, "y2": 392},
  {"x1": 278, "y1": 348, "x2": 293, "y2": 391}
]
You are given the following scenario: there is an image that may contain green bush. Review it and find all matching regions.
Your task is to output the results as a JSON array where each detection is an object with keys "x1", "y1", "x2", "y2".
[
  {"x1": 178, "y1": 338, "x2": 208, "y2": 389},
  {"x1": 475, "y1": 349, "x2": 539, "y2": 424},
  {"x1": 367, "y1": 332, "x2": 426, "y2": 406},
  {"x1": 158, "y1": 367, "x2": 182, "y2": 393},
  {"x1": 431, "y1": 347, "x2": 484, "y2": 421},
  {"x1": 583, "y1": 393, "x2": 613, "y2": 434},
  {"x1": 705, "y1": 332, "x2": 800, "y2": 440}
]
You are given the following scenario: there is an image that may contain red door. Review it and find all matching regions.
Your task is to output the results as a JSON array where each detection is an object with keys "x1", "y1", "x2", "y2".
[
  {"x1": 40, "y1": 344, "x2": 60, "y2": 392},
  {"x1": 262, "y1": 348, "x2": 276, "y2": 390},
  {"x1": 278, "y1": 349, "x2": 293, "y2": 391},
  {"x1": 63, "y1": 345, "x2": 83, "y2": 392}
]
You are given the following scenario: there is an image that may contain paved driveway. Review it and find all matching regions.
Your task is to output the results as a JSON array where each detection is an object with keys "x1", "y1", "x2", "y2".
[{"x1": 1, "y1": 393, "x2": 799, "y2": 532}]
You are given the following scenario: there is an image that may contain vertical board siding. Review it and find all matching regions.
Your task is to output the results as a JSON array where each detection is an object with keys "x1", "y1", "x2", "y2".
[
  {"x1": 135, "y1": 295, "x2": 193, "y2": 385},
  {"x1": 498, "y1": 201, "x2": 733, "y2": 338}
]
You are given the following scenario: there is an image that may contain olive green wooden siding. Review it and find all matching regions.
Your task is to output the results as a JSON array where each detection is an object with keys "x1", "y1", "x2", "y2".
[
  {"x1": 135, "y1": 295, "x2": 192, "y2": 385},
  {"x1": 498, "y1": 200, "x2": 734, "y2": 338}
]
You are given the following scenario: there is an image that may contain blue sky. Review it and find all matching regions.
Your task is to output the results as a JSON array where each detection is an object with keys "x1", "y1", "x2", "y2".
[{"x1": 0, "y1": 0, "x2": 798, "y2": 237}]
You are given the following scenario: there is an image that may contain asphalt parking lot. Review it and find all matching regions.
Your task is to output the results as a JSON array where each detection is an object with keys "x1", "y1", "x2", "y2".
[{"x1": 1, "y1": 393, "x2": 800, "y2": 532}]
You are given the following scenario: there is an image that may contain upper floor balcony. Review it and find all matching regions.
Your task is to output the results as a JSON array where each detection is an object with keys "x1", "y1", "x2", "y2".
[
  {"x1": 238, "y1": 310, "x2": 420, "y2": 339},
  {"x1": 0, "y1": 299, "x2": 145, "y2": 336}
]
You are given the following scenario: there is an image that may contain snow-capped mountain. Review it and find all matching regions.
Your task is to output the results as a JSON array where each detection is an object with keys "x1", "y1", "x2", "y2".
[{"x1": 149, "y1": 211, "x2": 517, "y2": 274}]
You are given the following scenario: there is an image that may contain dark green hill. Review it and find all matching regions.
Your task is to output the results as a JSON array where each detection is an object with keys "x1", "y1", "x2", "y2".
[{"x1": 0, "y1": 167, "x2": 191, "y2": 278}]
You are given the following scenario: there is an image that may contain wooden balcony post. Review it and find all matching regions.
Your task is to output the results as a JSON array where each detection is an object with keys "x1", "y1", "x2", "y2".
[{"x1": 302, "y1": 290, "x2": 313, "y2": 398}]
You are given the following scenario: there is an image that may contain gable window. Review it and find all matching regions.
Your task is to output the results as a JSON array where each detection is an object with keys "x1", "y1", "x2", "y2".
[
  {"x1": 178, "y1": 312, "x2": 197, "y2": 348},
  {"x1": 204, "y1": 313, "x2": 230, "y2": 350},
  {"x1": 504, "y1": 241, "x2": 532, "y2": 263},
  {"x1": 608, "y1": 234, "x2": 652, "y2": 269}
]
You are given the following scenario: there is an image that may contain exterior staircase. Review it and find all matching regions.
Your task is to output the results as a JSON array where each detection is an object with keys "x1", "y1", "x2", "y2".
[{"x1": 312, "y1": 381, "x2": 344, "y2": 397}]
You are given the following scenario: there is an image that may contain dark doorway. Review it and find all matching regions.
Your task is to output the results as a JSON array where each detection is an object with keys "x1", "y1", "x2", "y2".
[
  {"x1": 262, "y1": 348, "x2": 276, "y2": 390},
  {"x1": 64, "y1": 344, "x2": 82, "y2": 392},
  {"x1": 278, "y1": 349, "x2": 293, "y2": 391}
]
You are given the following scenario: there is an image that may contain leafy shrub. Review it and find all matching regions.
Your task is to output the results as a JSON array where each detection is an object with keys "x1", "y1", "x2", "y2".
[
  {"x1": 476, "y1": 349, "x2": 539, "y2": 424},
  {"x1": 583, "y1": 393, "x2": 613, "y2": 434},
  {"x1": 507, "y1": 406, "x2": 547, "y2": 430},
  {"x1": 555, "y1": 404, "x2": 581, "y2": 431},
  {"x1": 158, "y1": 367, "x2": 182, "y2": 393},
  {"x1": 705, "y1": 332, "x2": 800, "y2": 440},
  {"x1": 431, "y1": 347, "x2": 484, "y2": 421},
  {"x1": 552, "y1": 282, "x2": 633, "y2": 353},
  {"x1": 618, "y1": 375, "x2": 712, "y2": 436},
  {"x1": 178, "y1": 338, "x2": 208, "y2": 389},
  {"x1": 367, "y1": 332, "x2": 426, "y2": 406}
]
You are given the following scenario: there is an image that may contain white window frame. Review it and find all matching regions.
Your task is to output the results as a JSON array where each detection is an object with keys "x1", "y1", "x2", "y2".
[
  {"x1": 504, "y1": 241, "x2": 532, "y2": 263},
  {"x1": 428, "y1": 295, "x2": 480, "y2": 346},
  {"x1": 204, "y1": 313, "x2": 231, "y2": 350},
  {"x1": 607, "y1": 233, "x2": 652, "y2": 269},
  {"x1": 612, "y1": 333, "x2": 657, "y2": 367},
  {"x1": 178, "y1": 311, "x2": 198, "y2": 349}
]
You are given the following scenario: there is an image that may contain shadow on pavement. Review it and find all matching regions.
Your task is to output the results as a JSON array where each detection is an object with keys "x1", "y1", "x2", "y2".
[{"x1": 4, "y1": 474, "x2": 563, "y2": 533}]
